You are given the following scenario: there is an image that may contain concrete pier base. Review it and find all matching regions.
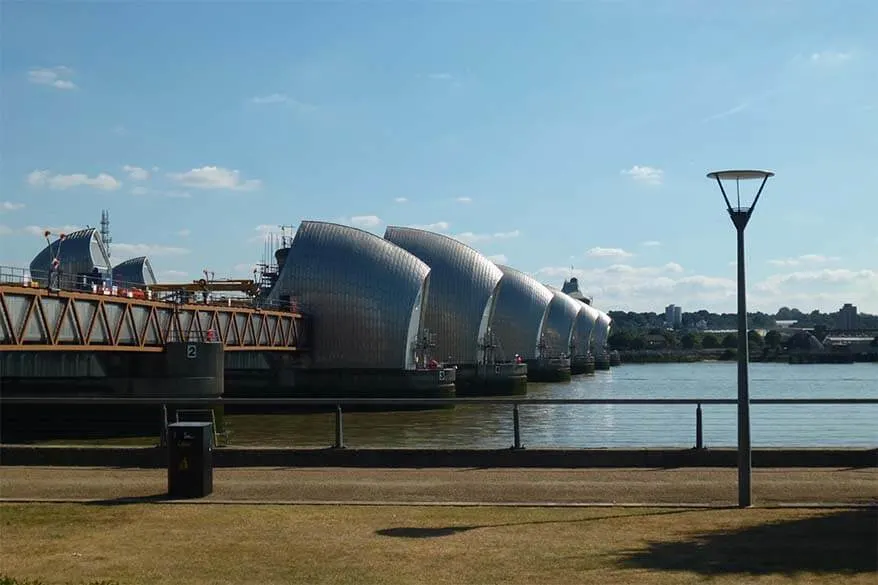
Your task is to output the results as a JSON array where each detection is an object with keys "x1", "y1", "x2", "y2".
[
  {"x1": 571, "y1": 354, "x2": 596, "y2": 375},
  {"x1": 0, "y1": 342, "x2": 225, "y2": 441},
  {"x1": 224, "y1": 367, "x2": 456, "y2": 413},
  {"x1": 454, "y1": 363, "x2": 528, "y2": 396},
  {"x1": 526, "y1": 358, "x2": 572, "y2": 383},
  {"x1": 594, "y1": 352, "x2": 611, "y2": 370}
]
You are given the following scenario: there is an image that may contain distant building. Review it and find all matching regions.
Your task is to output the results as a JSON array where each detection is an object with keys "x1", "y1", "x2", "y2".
[
  {"x1": 823, "y1": 335, "x2": 874, "y2": 354},
  {"x1": 561, "y1": 277, "x2": 592, "y2": 305},
  {"x1": 665, "y1": 304, "x2": 683, "y2": 329},
  {"x1": 837, "y1": 304, "x2": 858, "y2": 330}
]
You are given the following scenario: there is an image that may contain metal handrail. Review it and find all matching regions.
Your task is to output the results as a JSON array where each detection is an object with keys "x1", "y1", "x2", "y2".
[
  {"x1": 0, "y1": 396, "x2": 875, "y2": 406},
  {"x1": 0, "y1": 264, "x2": 299, "y2": 313},
  {"x1": 3, "y1": 396, "x2": 874, "y2": 450}
]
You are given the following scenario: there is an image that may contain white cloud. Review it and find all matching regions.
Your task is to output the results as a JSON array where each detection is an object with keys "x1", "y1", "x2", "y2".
[
  {"x1": 453, "y1": 230, "x2": 520, "y2": 244},
  {"x1": 409, "y1": 221, "x2": 450, "y2": 232},
  {"x1": 130, "y1": 186, "x2": 190, "y2": 198},
  {"x1": 621, "y1": 165, "x2": 664, "y2": 185},
  {"x1": 767, "y1": 254, "x2": 840, "y2": 267},
  {"x1": 167, "y1": 166, "x2": 262, "y2": 191},
  {"x1": 533, "y1": 261, "x2": 878, "y2": 313},
  {"x1": 642, "y1": 240, "x2": 661, "y2": 247},
  {"x1": 535, "y1": 262, "x2": 735, "y2": 311},
  {"x1": 160, "y1": 270, "x2": 188, "y2": 280},
  {"x1": 0, "y1": 225, "x2": 12, "y2": 236},
  {"x1": 487, "y1": 253, "x2": 508, "y2": 264},
  {"x1": 704, "y1": 101, "x2": 750, "y2": 122},
  {"x1": 27, "y1": 66, "x2": 76, "y2": 90},
  {"x1": 253, "y1": 224, "x2": 275, "y2": 235},
  {"x1": 757, "y1": 268, "x2": 877, "y2": 291},
  {"x1": 751, "y1": 268, "x2": 878, "y2": 312},
  {"x1": 248, "y1": 224, "x2": 279, "y2": 243},
  {"x1": 22, "y1": 224, "x2": 82, "y2": 237},
  {"x1": 232, "y1": 263, "x2": 259, "y2": 276},
  {"x1": 810, "y1": 51, "x2": 853, "y2": 65},
  {"x1": 177, "y1": 229, "x2": 191, "y2": 237},
  {"x1": 250, "y1": 93, "x2": 290, "y2": 104},
  {"x1": 112, "y1": 125, "x2": 127, "y2": 136},
  {"x1": 428, "y1": 73, "x2": 454, "y2": 81},
  {"x1": 250, "y1": 94, "x2": 317, "y2": 112},
  {"x1": 586, "y1": 246, "x2": 634, "y2": 259},
  {"x1": 27, "y1": 170, "x2": 121, "y2": 191},
  {"x1": 456, "y1": 196, "x2": 472, "y2": 203},
  {"x1": 112, "y1": 243, "x2": 190, "y2": 257},
  {"x1": 349, "y1": 215, "x2": 382, "y2": 228},
  {"x1": 122, "y1": 165, "x2": 150, "y2": 181},
  {"x1": 394, "y1": 197, "x2": 408, "y2": 203},
  {"x1": 1, "y1": 202, "x2": 25, "y2": 212}
]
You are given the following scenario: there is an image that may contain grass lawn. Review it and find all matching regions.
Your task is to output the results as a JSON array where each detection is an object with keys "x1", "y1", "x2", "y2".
[{"x1": 1, "y1": 504, "x2": 875, "y2": 585}]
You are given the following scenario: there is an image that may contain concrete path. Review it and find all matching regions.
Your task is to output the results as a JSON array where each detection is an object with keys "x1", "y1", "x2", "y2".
[{"x1": 1, "y1": 466, "x2": 876, "y2": 506}]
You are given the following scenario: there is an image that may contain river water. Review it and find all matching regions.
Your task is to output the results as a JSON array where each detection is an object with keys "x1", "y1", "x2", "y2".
[{"x1": 224, "y1": 362, "x2": 878, "y2": 449}]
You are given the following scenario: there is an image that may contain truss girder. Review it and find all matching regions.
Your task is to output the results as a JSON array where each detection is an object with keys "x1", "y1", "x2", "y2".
[{"x1": 0, "y1": 286, "x2": 307, "y2": 353}]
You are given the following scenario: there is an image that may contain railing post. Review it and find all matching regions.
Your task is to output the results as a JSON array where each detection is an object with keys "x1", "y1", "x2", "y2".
[
  {"x1": 159, "y1": 404, "x2": 168, "y2": 447},
  {"x1": 334, "y1": 404, "x2": 345, "y2": 449},
  {"x1": 695, "y1": 402, "x2": 704, "y2": 450},
  {"x1": 512, "y1": 403, "x2": 523, "y2": 450}
]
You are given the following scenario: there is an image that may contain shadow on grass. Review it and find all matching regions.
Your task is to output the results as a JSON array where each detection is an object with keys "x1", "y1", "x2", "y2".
[
  {"x1": 82, "y1": 494, "x2": 170, "y2": 506},
  {"x1": 378, "y1": 526, "x2": 483, "y2": 538},
  {"x1": 376, "y1": 509, "x2": 691, "y2": 539},
  {"x1": 620, "y1": 508, "x2": 878, "y2": 575}
]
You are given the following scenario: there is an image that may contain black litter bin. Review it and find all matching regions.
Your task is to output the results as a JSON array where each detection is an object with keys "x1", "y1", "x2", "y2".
[{"x1": 167, "y1": 421, "x2": 214, "y2": 498}]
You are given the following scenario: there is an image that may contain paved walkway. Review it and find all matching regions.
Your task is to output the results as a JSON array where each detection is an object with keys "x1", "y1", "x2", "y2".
[{"x1": 1, "y1": 466, "x2": 875, "y2": 506}]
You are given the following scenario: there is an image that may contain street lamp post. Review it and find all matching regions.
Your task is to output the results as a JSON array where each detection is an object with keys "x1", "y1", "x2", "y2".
[{"x1": 707, "y1": 169, "x2": 774, "y2": 508}]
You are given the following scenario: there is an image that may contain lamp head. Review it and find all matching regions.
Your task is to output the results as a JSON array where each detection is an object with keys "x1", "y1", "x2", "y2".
[{"x1": 707, "y1": 169, "x2": 774, "y2": 229}]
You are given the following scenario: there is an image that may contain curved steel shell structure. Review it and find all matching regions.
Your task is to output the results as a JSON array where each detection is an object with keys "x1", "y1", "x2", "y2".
[
  {"x1": 112, "y1": 256, "x2": 157, "y2": 286},
  {"x1": 267, "y1": 221, "x2": 431, "y2": 370},
  {"x1": 491, "y1": 265, "x2": 553, "y2": 361},
  {"x1": 384, "y1": 226, "x2": 503, "y2": 365},
  {"x1": 593, "y1": 309, "x2": 612, "y2": 351},
  {"x1": 572, "y1": 302, "x2": 598, "y2": 356},
  {"x1": 29, "y1": 228, "x2": 111, "y2": 286},
  {"x1": 542, "y1": 286, "x2": 582, "y2": 358}
]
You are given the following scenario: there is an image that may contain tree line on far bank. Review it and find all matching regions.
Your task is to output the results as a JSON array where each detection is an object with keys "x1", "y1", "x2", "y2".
[
  {"x1": 606, "y1": 307, "x2": 878, "y2": 332},
  {"x1": 607, "y1": 328, "x2": 878, "y2": 353}
]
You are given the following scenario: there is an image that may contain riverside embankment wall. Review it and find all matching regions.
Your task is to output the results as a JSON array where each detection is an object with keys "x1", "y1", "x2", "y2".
[{"x1": 1, "y1": 446, "x2": 875, "y2": 469}]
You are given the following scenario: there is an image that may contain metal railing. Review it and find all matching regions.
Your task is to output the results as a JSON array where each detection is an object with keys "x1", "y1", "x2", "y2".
[
  {"x1": 2, "y1": 396, "x2": 876, "y2": 450},
  {"x1": 0, "y1": 264, "x2": 298, "y2": 312}
]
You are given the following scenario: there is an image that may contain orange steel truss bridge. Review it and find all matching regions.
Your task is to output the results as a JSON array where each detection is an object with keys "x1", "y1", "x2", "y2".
[{"x1": 0, "y1": 285, "x2": 309, "y2": 353}]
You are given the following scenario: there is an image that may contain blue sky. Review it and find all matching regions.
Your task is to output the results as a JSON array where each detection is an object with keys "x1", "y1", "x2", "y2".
[{"x1": 1, "y1": 0, "x2": 876, "y2": 313}]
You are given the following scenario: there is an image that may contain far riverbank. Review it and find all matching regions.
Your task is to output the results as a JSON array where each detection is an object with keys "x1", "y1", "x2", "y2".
[{"x1": 618, "y1": 349, "x2": 878, "y2": 364}]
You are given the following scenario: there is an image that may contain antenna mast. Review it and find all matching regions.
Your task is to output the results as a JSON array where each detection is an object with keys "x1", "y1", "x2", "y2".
[{"x1": 100, "y1": 210, "x2": 112, "y2": 260}]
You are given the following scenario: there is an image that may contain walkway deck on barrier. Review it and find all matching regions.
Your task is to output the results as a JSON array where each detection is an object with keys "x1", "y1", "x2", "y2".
[{"x1": 0, "y1": 285, "x2": 308, "y2": 352}]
